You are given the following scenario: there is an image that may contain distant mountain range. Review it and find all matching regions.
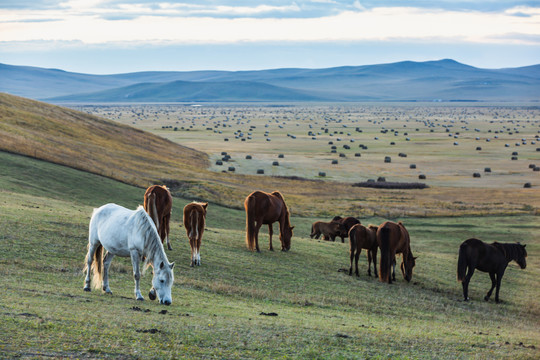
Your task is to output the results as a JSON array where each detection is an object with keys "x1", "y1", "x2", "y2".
[{"x1": 1, "y1": 59, "x2": 539, "y2": 102}]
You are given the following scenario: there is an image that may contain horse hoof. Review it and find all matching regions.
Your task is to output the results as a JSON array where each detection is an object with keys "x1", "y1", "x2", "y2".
[
  {"x1": 484, "y1": 296, "x2": 490, "y2": 302},
  {"x1": 137, "y1": 297, "x2": 144, "y2": 301},
  {"x1": 149, "y1": 289, "x2": 156, "y2": 301},
  {"x1": 168, "y1": 245, "x2": 173, "y2": 251},
  {"x1": 83, "y1": 287, "x2": 91, "y2": 292}
]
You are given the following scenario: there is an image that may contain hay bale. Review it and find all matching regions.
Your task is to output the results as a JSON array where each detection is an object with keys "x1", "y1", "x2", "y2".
[
  {"x1": 221, "y1": 151, "x2": 228, "y2": 155},
  {"x1": 228, "y1": 166, "x2": 235, "y2": 172},
  {"x1": 246, "y1": 155, "x2": 252, "y2": 159},
  {"x1": 484, "y1": 167, "x2": 491, "y2": 173},
  {"x1": 339, "y1": 153, "x2": 346, "y2": 158},
  {"x1": 529, "y1": 164, "x2": 536, "y2": 169},
  {"x1": 377, "y1": 177, "x2": 386, "y2": 182},
  {"x1": 272, "y1": 161, "x2": 279, "y2": 166},
  {"x1": 419, "y1": 174, "x2": 426, "y2": 180},
  {"x1": 476, "y1": 147, "x2": 482, "y2": 151},
  {"x1": 511, "y1": 156, "x2": 518, "y2": 160},
  {"x1": 318, "y1": 172, "x2": 326, "y2": 177},
  {"x1": 257, "y1": 169, "x2": 265, "y2": 174},
  {"x1": 384, "y1": 156, "x2": 391, "y2": 163},
  {"x1": 524, "y1": 182, "x2": 532, "y2": 188},
  {"x1": 473, "y1": 173, "x2": 481, "y2": 178},
  {"x1": 215, "y1": 160, "x2": 223, "y2": 166},
  {"x1": 512, "y1": 151, "x2": 518, "y2": 155},
  {"x1": 332, "y1": 160, "x2": 338, "y2": 165},
  {"x1": 410, "y1": 164, "x2": 416, "y2": 169},
  {"x1": 534, "y1": 167, "x2": 540, "y2": 172},
  {"x1": 278, "y1": 154, "x2": 284, "y2": 158},
  {"x1": 355, "y1": 153, "x2": 361, "y2": 157}
]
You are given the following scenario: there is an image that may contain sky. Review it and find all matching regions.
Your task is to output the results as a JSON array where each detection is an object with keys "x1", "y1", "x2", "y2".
[{"x1": 0, "y1": 0, "x2": 539, "y2": 74}]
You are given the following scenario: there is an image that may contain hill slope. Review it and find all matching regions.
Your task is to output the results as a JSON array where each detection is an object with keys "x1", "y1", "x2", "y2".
[
  {"x1": 0, "y1": 92, "x2": 208, "y2": 186},
  {"x1": 2, "y1": 60, "x2": 539, "y2": 102}
]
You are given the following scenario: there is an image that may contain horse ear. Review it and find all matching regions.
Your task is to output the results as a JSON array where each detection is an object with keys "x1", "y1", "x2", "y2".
[
  {"x1": 414, "y1": 256, "x2": 418, "y2": 260},
  {"x1": 290, "y1": 226, "x2": 295, "y2": 230},
  {"x1": 160, "y1": 261, "x2": 164, "y2": 269},
  {"x1": 170, "y1": 262, "x2": 175, "y2": 269},
  {"x1": 202, "y1": 203, "x2": 208, "y2": 210},
  {"x1": 522, "y1": 244, "x2": 526, "y2": 248}
]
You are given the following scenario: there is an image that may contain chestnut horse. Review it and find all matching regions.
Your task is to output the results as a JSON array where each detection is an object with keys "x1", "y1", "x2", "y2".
[
  {"x1": 183, "y1": 202, "x2": 208, "y2": 267},
  {"x1": 348, "y1": 224, "x2": 379, "y2": 277},
  {"x1": 377, "y1": 221, "x2": 416, "y2": 283},
  {"x1": 143, "y1": 185, "x2": 173, "y2": 250},
  {"x1": 457, "y1": 238, "x2": 527, "y2": 303},
  {"x1": 244, "y1": 190, "x2": 294, "y2": 252},
  {"x1": 331, "y1": 216, "x2": 360, "y2": 243}
]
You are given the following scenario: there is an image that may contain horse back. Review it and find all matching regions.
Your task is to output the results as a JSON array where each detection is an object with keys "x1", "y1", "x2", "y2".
[
  {"x1": 144, "y1": 185, "x2": 172, "y2": 216},
  {"x1": 90, "y1": 203, "x2": 140, "y2": 256}
]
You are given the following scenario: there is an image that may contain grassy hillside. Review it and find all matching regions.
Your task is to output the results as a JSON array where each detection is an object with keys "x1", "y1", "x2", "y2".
[
  {"x1": 0, "y1": 151, "x2": 539, "y2": 359},
  {"x1": 1, "y1": 92, "x2": 539, "y2": 218}
]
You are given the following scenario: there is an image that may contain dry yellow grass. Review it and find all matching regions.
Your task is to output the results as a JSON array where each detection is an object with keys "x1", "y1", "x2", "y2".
[{"x1": 1, "y1": 92, "x2": 539, "y2": 217}]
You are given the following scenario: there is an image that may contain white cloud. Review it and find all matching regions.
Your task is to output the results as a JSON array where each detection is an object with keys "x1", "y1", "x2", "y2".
[{"x1": 0, "y1": 6, "x2": 539, "y2": 46}]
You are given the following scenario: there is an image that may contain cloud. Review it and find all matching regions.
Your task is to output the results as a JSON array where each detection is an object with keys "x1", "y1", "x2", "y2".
[{"x1": 0, "y1": 5, "x2": 539, "y2": 46}]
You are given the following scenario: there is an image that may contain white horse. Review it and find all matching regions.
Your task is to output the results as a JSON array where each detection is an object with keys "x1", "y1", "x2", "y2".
[{"x1": 83, "y1": 203, "x2": 175, "y2": 305}]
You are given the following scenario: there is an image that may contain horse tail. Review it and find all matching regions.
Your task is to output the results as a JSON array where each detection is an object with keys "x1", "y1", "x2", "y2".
[
  {"x1": 148, "y1": 192, "x2": 160, "y2": 232},
  {"x1": 379, "y1": 226, "x2": 391, "y2": 283},
  {"x1": 91, "y1": 243, "x2": 104, "y2": 290},
  {"x1": 457, "y1": 242, "x2": 468, "y2": 282},
  {"x1": 245, "y1": 195, "x2": 256, "y2": 251},
  {"x1": 189, "y1": 207, "x2": 199, "y2": 240}
]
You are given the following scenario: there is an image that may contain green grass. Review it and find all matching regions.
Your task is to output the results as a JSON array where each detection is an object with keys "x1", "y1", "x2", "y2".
[{"x1": 1, "y1": 151, "x2": 539, "y2": 359}]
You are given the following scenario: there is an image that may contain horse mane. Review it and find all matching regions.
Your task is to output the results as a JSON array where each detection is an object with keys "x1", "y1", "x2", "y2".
[
  {"x1": 271, "y1": 191, "x2": 292, "y2": 225},
  {"x1": 492, "y1": 242, "x2": 526, "y2": 262},
  {"x1": 134, "y1": 206, "x2": 165, "y2": 271}
]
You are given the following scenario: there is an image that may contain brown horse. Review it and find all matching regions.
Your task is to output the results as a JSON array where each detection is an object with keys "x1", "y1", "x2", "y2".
[
  {"x1": 331, "y1": 216, "x2": 360, "y2": 243},
  {"x1": 310, "y1": 221, "x2": 344, "y2": 242},
  {"x1": 348, "y1": 224, "x2": 379, "y2": 277},
  {"x1": 457, "y1": 238, "x2": 527, "y2": 303},
  {"x1": 244, "y1": 190, "x2": 294, "y2": 252},
  {"x1": 377, "y1": 221, "x2": 416, "y2": 283},
  {"x1": 143, "y1": 185, "x2": 173, "y2": 250},
  {"x1": 183, "y1": 202, "x2": 208, "y2": 267}
]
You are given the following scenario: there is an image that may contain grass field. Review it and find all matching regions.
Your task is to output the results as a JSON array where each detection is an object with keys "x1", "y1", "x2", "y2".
[{"x1": 1, "y1": 151, "x2": 539, "y2": 359}]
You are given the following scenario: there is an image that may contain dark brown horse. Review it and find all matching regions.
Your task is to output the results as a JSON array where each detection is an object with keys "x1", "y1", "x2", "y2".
[
  {"x1": 310, "y1": 221, "x2": 345, "y2": 242},
  {"x1": 348, "y1": 224, "x2": 379, "y2": 277},
  {"x1": 143, "y1": 185, "x2": 173, "y2": 250},
  {"x1": 377, "y1": 221, "x2": 416, "y2": 283},
  {"x1": 244, "y1": 190, "x2": 294, "y2": 252},
  {"x1": 183, "y1": 202, "x2": 208, "y2": 267},
  {"x1": 457, "y1": 238, "x2": 527, "y2": 303},
  {"x1": 331, "y1": 216, "x2": 360, "y2": 243}
]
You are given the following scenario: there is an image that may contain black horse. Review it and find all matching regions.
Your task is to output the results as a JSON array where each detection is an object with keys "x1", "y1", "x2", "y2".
[{"x1": 457, "y1": 238, "x2": 527, "y2": 303}]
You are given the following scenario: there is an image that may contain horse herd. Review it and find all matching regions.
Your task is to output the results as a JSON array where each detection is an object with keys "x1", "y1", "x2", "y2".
[{"x1": 83, "y1": 187, "x2": 528, "y2": 306}]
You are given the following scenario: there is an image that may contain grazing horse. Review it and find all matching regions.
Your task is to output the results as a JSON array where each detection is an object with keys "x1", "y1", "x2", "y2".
[
  {"x1": 377, "y1": 221, "x2": 416, "y2": 284},
  {"x1": 83, "y1": 204, "x2": 175, "y2": 305},
  {"x1": 310, "y1": 221, "x2": 345, "y2": 242},
  {"x1": 331, "y1": 216, "x2": 360, "y2": 243},
  {"x1": 143, "y1": 185, "x2": 173, "y2": 250},
  {"x1": 349, "y1": 224, "x2": 379, "y2": 277},
  {"x1": 244, "y1": 190, "x2": 294, "y2": 252},
  {"x1": 457, "y1": 238, "x2": 527, "y2": 303},
  {"x1": 183, "y1": 202, "x2": 208, "y2": 267}
]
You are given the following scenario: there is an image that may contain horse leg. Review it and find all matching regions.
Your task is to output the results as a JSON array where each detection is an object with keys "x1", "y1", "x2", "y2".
[
  {"x1": 462, "y1": 265, "x2": 475, "y2": 301},
  {"x1": 83, "y1": 242, "x2": 98, "y2": 291},
  {"x1": 349, "y1": 249, "x2": 355, "y2": 276},
  {"x1": 355, "y1": 249, "x2": 361, "y2": 277},
  {"x1": 190, "y1": 242, "x2": 195, "y2": 267},
  {"x1": 196, "y1": 237, "x2": 202, "y2": 266},
  {"x1": 372, "y1": 247, "x2": 378, "y2": 279},
  {"x1": 130, "y1": 250, "x2": 144, "y2": 301},
  {"x1": 254, "y1": 221, "x2": 262, "y2": 252},
  {"x1": 391, "y1": 257, "x2": 396, "y2": 282},
  {"x1": 102, "y1": 251, "x2": 115, "y2": 294},
  {"x1": 268, "y1": 224, "x2": 274, "y2": 251},
  {"x1": 164, "y1": 214, "x2": 172, "y2": 251},
  {"x1": 367, "y1": 250, "x2": 372, "y2": 277},
  {"x1": 484, "y1": 272, "x2": 496, "y2": 301},
  {"x1": 494, "y1": 270, "x2": 505, "y2": 303}
]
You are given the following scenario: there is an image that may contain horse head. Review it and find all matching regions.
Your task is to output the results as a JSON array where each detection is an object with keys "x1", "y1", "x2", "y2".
[
  {"x1": 149, "y1": 261, "x2": 175, "y2": 305},
  {"x1": 280, "y1": 225, "x2": 294, "y2": 251},
  {"x1": 401, "y1": 254, "x2": 417, "y2": 282}
]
